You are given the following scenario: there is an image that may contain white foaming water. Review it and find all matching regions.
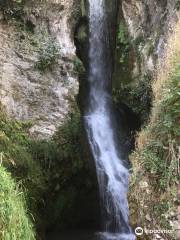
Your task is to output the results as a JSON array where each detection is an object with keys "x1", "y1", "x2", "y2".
[{"x1": 84, "y1": 1, "x2": 136, "y2": 239}]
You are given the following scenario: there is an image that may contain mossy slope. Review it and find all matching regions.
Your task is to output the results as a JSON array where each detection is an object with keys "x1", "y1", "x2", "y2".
[
  {"x1": 0, "y1": 106, "x2": 46, "y2": 239},
  {"x1": 0, "y1": 104, "x2": 97, "y2": 237}
]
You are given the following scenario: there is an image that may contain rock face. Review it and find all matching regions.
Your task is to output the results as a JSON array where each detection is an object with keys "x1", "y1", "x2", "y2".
[
  {"x1": 119, "y1": 2, "x2": 180, "y2": 239},
  {"x1": 0, "y1": 0, "x2": 80, "y2": 138},
  {"x1": 121, "y1": 0, "x2": 179, "y2": 80}
]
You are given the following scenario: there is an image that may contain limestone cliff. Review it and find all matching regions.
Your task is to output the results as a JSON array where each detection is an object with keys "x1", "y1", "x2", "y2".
[
  {"x1": 0, "y1": 0, "x2": 80, "y2": 138},
  {"x1": 117, "y1": 1, "x2": 180, "y2": 239},
  {"x1": 121, "y1": 0, "x2": 179, "y2": 80}
]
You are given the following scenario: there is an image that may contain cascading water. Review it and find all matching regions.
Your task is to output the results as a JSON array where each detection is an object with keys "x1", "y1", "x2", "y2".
[{"x1": 84, "y1": 1, "x2": 136, "y2": 240}]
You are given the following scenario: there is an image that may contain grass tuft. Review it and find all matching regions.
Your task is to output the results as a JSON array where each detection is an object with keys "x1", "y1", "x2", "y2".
[{"x1": 0, "y1": 165, "x2": 35, "y2": 240}]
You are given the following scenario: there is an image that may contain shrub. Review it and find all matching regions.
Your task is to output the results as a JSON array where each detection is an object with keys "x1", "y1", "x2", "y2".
[
  {"x1": 35, "y1": 37, "x2": 60, "y2": 72},
  {"x1": 116, "y1": 22, "x2": 130, "y2": 63},
  {"x1": 117, "y1": 22, "x2": 129, "y2": 45},
  {"x1": 73, "y1": 56, "x2": 85, "y2": 74}
]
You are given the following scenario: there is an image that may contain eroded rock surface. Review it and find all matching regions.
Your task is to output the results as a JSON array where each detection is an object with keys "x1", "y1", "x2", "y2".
[
  {"x1": 122, "y1": 0, "x2": 179, "y2": 79},
  {"x1": 0, "y1": 0, "x2": 80, "y2": 138}
]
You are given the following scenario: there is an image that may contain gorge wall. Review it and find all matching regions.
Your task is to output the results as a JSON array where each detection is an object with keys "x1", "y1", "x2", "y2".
[
  {"x1": 116, "y1": 0, "x2": 179, "y2": 84},
  {"x1": 1, "y1": 1, "x2": 178, "y2": 139},
  {"x1": 0, "y1": 1, "x2": 179, "y2": 239},
  {"x1": 118, "y1": 1, "x2": 180, "y2": 240},
  {"x1": 0, "y1": 0, "x2": 81, "y2": 139}
]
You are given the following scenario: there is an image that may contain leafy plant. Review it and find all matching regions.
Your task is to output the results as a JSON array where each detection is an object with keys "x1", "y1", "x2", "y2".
[
  {"x1": 117, "y1": 22, "x2": 129, "y2": 45},
  {"x1": 73, "y1": 56, "x2": 85, "y2": 74},
  {"x1": 0, "y1": 0, "x2": 25, "y2": 21},
  {"x1": 35, "y1": 37, "x2": 60, "y2": 72},
  {"x1": 116, "y1": 22, "x2": 130, "y2": 63}
]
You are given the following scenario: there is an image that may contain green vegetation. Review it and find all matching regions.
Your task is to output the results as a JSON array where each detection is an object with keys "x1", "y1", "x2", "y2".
[
  {"x1": 0, "y1": 166, "x2": 35, "y2": 240},
  {"x1": 0, "y1": 103, "x2": 95, "y2": 237},
  {"x1": 0, "y1": 105, "x2": 47, "y2": 232},
  {"x1": 0, "y1": 107, "x2": 39, "y2": 240},
  {"x1": 0, "y1": 0, "x2": 94, "y2": 237},
  {"x1": 35, "y1": 37, "x2": 60, "y2": 72},
  {"x1": 176, "y1": 1, "x2": 180, "y2": 10},
  {"x1": 131, "y1": 35, "x2": 145, "y2": 66},
  {"x1": 73, "y1": 56, "x2": 85, "y2": 74},
  {"x1": 114, "y1": 21, "x2": 133, "y2": 87},
  {"x1": 1, "y1": 0, "x2": 60, "y2": 73},
  {"x1": 113, "y1": 74, "x2": 152, "y2": 123},
  {"x1": 30, "y1": 109, "x2": 92, "y2": 230},
  {"x1": 129, "y1": 21, "x2": 180, "y2": 238},
  {"x1": 31, "y1": 110, "x2": 96, "y2": 229},
  {"x1": 0, "y1": 0, "x2": 24, "y2": 21},
  {"x1": 116, "y1": 22, "x2": 130, "y2": 63},
  {"x1": 117, "y1": 22, "x2": 129, "y2": 45}
]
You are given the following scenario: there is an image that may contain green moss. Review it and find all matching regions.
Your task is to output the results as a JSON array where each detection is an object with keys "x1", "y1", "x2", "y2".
[
  {"x1": 24, "y1": 108, "x2": 96, "y2": 229},
  {"x1": 0, "y1": 105, "x2": 47, "y2": 231},
  {"x1": 0, "y1": 105, "x2": 81, "y2": 233},
  {"x1": 0, "y1": 102, "x2": 95, "y2": 232},
  {"x1": 0, "y1": 165, "x2": 35, "y2": 240},
  {"x1": 42, "y1": 109, "x2": 97, "y2": 229}
]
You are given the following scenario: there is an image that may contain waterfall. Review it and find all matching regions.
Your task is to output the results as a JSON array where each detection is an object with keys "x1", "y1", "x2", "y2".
[{"x1": 84, "y1": 1, "x2": 136, "y2": 239}]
